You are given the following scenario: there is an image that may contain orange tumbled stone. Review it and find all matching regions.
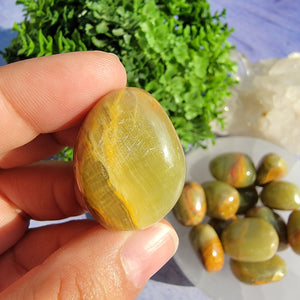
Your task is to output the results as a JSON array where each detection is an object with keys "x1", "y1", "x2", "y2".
[
  {"x1": 74, "y1": 87, "x2": 186, "y2": 230},
  {"x1": 190, "y1": 223, "x2": 225, "y2": 272},
  {"x1": 256, "y1": 153, "x2": 288, "y2": 186}
]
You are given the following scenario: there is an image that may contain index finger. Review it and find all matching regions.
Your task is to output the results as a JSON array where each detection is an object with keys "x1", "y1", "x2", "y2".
[{"x1": 0, "y1": 51, "x2": 127, "y2": 167}]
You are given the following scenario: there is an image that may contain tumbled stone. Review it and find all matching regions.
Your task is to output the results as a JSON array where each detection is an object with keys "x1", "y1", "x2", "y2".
[
  {"x1": 190, "y1": 223, "x2": 224, "y2": 272},
  {"x1": 221, "y1": 218, "x2": 279, "y2": 262},
  {"x1": 287, "y1": 210, "x2": 300, "y2": 254},
  {"x1": 256, "y1": 153, "x2": 288, "y2": 186},
  {"x1": 202, "y1": 181, "x2": 240, "y2": 220},
  {"x1": 246, "y1": 206, "x2": 288, "y2": 251},
  {"x1": 230, "y1": 255, "x2": 287, "y2": 285},
  {"x1": 210, "y1": 152, "x2": 256, "y2": 188},
  {"x1": 236, "y1": 186, "x2": 258, "y2": 215},
  {"x1": 74, "y1": 87, "x2": 186, "y2": 230},
  {"x1": 261, "y1": 181, "x2": 300, "y2": 210},
  {"x1": 173, "y1": 182, "x2": 206, "y2": 226}
]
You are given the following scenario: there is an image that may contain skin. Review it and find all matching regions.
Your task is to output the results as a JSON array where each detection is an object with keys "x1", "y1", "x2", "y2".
[{"x1": 0, "y1": 51, "x2": 178, "y2": 300}]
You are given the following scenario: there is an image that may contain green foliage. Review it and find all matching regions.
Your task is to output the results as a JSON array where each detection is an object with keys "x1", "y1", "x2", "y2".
[
  {"x1": 54, "y1": 146, "x2": 74, "y2": 161},
  {"x1": 3, "y1": 0, "x2": 236, "y2": 157}
]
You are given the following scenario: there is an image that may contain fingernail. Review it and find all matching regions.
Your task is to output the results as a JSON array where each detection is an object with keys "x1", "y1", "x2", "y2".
[{"x1": 121, "y1": 223, "x2": 178, "y2": 288}]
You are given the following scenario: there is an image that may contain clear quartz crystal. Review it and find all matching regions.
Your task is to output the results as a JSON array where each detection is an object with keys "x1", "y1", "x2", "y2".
[{"x1": 212, "y1": 51, "x2": 300, "y2": 155}]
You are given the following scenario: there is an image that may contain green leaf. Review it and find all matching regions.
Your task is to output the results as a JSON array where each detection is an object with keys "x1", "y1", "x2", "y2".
[
  {"x1": 190, "y1": 54, "x2": 209, "y2": 78},
  {"x1": 96, "y1": 22, "x2": 109, "y2": 34},
  {"x1": 91, "y1": 36, "x2": 107, "y2": 48},
  {"x1": 173, "y1": 40, "x2": 189, "y2": 65},
  {"x1": 112, "y1": 28, "x2": 124, "y2": 36}
]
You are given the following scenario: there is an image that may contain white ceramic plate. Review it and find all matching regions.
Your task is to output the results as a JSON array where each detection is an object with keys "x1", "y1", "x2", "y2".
[{"x1": 166, "y1": 136, "x2": 300, "y2": 300}]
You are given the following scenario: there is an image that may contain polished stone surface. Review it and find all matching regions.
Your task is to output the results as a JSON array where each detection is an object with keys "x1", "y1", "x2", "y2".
[
  {"x1": 74, "y1": 87, "x2": 186, "y2": 230},
  {"x1": 210, "y1": 153, "x2": 256, "y2": 188},
  {"x1": 173, "y1": 182, "x2": 206, "y2": 226},
  {"x1": 287, "y1": 210, "x2": 300, "y2": 254},
  {"x1": 221, "y1": 218, "x2": 279, "y2": 262},
  {"x1": 203, "y1": 181, "x2": 240, "y2": 220},
  {"x1": 190, "y1": 224, "x2": 225, "y2": 273},
  {"x1": 261, "y1": 181, "x2": 300, "y2": 210},
  {"x1": 256, "y1": 153, "x2": 289, "y2": 186},
  {"x1": 230, "y1": 255, "x2": 287, "y2": 285}
]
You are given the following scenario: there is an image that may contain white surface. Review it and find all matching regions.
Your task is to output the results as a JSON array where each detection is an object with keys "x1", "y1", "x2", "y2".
[
  {"x1": 29, "y1": 214, "x2": 88, "y2": 228},
  {"x1": 167, "y1": 136, "x2": 300, "y2": 300}
]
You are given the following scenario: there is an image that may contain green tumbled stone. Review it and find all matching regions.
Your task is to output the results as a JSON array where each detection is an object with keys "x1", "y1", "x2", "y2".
[
  {"x1": 261, "y1": 181, "x2": 300, "y2": 210},
  {"x1": 221, "y1": 218, "x2": 279, "y2": 262},
  {"x1": 230, "y1": 255, "x2": 287, "y2": 285},
  {"x1": 210, "y1": 152, "x2": 256, "y2": 188}
]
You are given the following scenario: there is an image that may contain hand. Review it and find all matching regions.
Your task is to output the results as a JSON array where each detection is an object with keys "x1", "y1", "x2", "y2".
[{"x1": 0, "y1": 52, "x2": 178, "y2": 299}]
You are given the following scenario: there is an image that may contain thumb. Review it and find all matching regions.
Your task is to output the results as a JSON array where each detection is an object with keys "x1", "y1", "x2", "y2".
[{"x1": 0, "y1": 221, "x2": 178, "y2": 300}]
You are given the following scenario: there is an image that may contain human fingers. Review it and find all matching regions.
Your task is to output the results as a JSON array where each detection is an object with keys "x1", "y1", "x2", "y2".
[
  {"x1": 0, "y1": 198, "x2": 29, "y2": 255},
  {"x1": 0, "y1": 129, "x2": 77, "y2": 169},
  {"x1": 0, "y1": 161, "x2": 84, "y2": 254},
  {"x1": 0, "y1": 221, "x2": 178, "y2": 300},
  {"x1": 0, "y1": 220, "x2": 97, "y2": 291},
  {"x1": 0, "y1": 51, "x2": 127, "y2": 168}
]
